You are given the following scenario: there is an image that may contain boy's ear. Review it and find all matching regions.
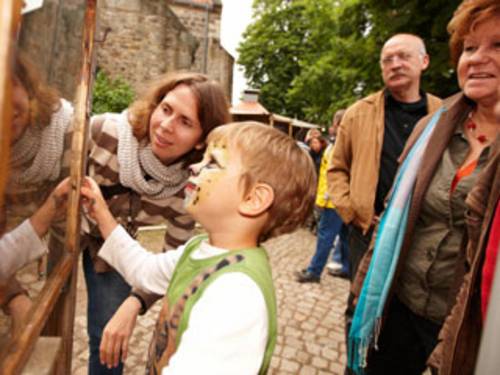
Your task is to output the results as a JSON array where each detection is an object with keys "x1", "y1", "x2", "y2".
[{"x1": 239, "y1": 183, "x2": 274, "y2": 217}]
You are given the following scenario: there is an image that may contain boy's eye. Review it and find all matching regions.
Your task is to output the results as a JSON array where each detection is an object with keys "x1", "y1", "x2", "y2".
[{"x1": 206, "y1": 155, "x2": 221, "y2": 169}]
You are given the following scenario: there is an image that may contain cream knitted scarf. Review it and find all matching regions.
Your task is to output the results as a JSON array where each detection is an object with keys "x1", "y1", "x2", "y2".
[
  {"x1": 10, "y1": 99, "x2": 73, "y2": 185},
  {"x1": 115, "y1": 111, "x2": 189, "y2": 199}
]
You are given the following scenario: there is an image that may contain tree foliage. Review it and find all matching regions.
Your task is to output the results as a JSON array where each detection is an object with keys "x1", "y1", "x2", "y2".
[
  {"x1": 238, "y1": 0, "x2": 462, "y2": 125},
  {"x1": 92, "y1": 70, "x2": 134, "y2": 115}
]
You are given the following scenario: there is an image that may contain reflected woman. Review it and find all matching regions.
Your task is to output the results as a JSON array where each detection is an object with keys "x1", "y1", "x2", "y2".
[{"x1": 0, "y1": 52, "x2": 74, "y2": 334}]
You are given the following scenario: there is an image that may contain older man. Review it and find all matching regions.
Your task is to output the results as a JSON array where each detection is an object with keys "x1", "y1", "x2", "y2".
[
  {"x1": 328, "y1": 35, "x2": 442, "y2": 374},
  {"x1": 328, "y1": 33, "x2": 442, "y2": 282}
]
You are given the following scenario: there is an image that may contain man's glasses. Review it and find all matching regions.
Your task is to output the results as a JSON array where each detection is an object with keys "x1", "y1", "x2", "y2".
[{"x1": 380, "y1": 52, "x2": 415, "y2": 66}]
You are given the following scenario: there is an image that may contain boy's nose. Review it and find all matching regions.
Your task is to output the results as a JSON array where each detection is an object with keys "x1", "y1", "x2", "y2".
[{"x1": 189, "y1": 163, "x2": 201, "y2": 176}]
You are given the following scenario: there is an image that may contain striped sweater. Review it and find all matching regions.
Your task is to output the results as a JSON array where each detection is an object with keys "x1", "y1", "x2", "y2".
[{"x1": 85, "y1": 114, "x2": 195, "y2": 273}]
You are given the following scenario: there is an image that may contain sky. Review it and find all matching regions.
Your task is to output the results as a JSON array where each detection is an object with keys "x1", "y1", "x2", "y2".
[{"x1": 220, "y1": 0, "x2": 254, "y2": 104}]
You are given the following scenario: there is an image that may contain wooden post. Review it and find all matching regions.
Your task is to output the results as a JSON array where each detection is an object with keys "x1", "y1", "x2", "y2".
[
  {"x1": 0, "y1": 0, "x2": 22, "y2": 209},
  {"x1": 44, "y1": 1, "x2": 97, "y2": 373},
  {"x1": 0, "y1": 255, "x2": 73, "y2": 374}
]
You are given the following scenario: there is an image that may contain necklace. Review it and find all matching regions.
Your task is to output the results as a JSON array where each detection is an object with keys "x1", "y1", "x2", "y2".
[{"x1": 466, "y1": 111, "x2": 488, "y2": 144}]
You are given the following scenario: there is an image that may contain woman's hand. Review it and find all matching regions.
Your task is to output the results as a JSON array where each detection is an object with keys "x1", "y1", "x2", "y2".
[
  {"x1": 30, "y1": 177, "x2": 71, "y2": 238},
  {"x1": 81, "y1": 177, "x2": 117, "y2": 239},
  {"x1": 99, "y1": 296, "x2": 141, "y2": 368}
]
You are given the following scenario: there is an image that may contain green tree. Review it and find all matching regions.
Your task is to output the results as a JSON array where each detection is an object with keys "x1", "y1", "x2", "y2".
[
  {"x1": 238, "y1": 0, "x2": 462, "y2": 125},
  {"x1": 92, "y1": 70, "x2": 134, "y2": 114},
  {"x1": 238, "y1": 1, "x2": 310, "y2": 117}
]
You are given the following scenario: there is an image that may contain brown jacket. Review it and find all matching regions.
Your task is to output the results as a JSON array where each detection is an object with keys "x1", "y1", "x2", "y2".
[
  {"x1": 427, "y1": 136, "x2": 499, "y2": 375},
  {"x1": 328, "y1": 90, "x2": 442, "y2": 233}
]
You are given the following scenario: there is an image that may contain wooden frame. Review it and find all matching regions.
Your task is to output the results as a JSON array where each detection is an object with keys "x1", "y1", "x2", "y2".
[
  {"x1": 0, "y1": 0, "x2": 22, "y2": 210},
  {"x1": 0, "y1": 0, "x2": 97, "y2": 373}
]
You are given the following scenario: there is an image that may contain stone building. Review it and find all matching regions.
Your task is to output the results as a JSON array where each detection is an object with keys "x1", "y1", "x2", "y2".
[
  {"x1": 19, "y1": 0, "x2": 87, "y2": 100},
  {"x1": 18, "y1": 0, "x2": 234, "y2": 101},
  {"x1": 96, "y1": 0, "x2": 199, "y2": 94},
  {"x1": 166, "y1": 0, "x2": 234, "y2": 99},
  {"x1": 97, "y1": 0, "x2": 233, "y2": 99}
]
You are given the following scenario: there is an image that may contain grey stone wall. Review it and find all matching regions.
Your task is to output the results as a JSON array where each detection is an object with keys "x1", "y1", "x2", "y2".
[
  {"x1": 19, "y1": 0, "x2": 86, "y2": 101},
  {"x1": 96, "y1": 0, "x2": 198, "y2": 94},
  {"x1": 167, "y1": 0, "x2": 233, "y2": 100},
  {"x1": 18, "y1": 0, "x2": 233, "y2": 101}
]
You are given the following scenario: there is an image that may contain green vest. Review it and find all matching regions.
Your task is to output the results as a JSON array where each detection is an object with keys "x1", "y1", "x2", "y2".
[{"x1": 146, "y1": 235, "x2": 277, "y2": 375}]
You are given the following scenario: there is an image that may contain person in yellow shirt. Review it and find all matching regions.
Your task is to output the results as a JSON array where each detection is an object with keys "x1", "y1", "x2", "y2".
[{"x1": 296, "y1": 110, "x2": 347, "y2": 283}]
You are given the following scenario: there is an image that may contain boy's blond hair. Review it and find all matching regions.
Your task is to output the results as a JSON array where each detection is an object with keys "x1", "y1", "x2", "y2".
[{"x1": 207, "y1": 122, "x2": 317, "y2": 241}]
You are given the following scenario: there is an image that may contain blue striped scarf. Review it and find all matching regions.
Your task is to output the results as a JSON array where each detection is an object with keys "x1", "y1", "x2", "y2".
[{"x1": 347, "y1": 107, "x2": 445, "y2": 374}]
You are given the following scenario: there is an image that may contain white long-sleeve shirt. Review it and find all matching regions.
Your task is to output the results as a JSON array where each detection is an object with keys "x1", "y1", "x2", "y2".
[
  {"x1": 0, "y1": 219, "x2": 47, "y2": 281},
  {"x1": 98, "y1": 225, "x2": 268, "y2": 375}
]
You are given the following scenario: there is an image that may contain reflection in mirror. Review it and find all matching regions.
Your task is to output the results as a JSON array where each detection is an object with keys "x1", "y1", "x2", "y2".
[{"x1": 0, "y1": 1, "x2": 85, "y2": 347}]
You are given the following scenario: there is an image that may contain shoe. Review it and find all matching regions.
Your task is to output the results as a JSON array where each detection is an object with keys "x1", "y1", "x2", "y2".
[
  {"x1": 295, "y1": 270, "x2": 320, "y2": 283},
  {"x1": 326, "y1": 261, "x2": 342, "y2": 272},
  {"x1": 327, "y1": 268, "x2": 349, "y2": 279}
]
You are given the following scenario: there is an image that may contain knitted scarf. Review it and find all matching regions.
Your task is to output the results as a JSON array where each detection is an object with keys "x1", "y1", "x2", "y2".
[
  {"x1": 10, "y1": 99, "x2": 73, "y2": 185},
  {"x1": 115, "y1": 111, "x2": 189, "y2": 199},
  {"x1": 348, "y1": 107, "x2": 445, "y2": 375}
]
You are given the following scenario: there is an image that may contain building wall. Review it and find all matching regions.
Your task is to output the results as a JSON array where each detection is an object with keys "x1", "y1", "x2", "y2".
[
  {"x1": 96, "y1": 0, "x2": 198, "y2": 93},
  {"x1": 18, "y1": 0, "x2": 233, "y2": 101},
  {"x1": 167, "y1": 0, "x2": 233, "y2": 101},
  {"x1": 19, "y1": 0, "x2": 86, "y2": 100}
]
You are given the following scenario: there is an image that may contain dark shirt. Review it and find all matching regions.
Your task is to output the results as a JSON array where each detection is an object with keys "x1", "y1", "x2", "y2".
[
  {"x1": 374, "y1": 90, "x2": 428, "y2": 214},
  {"x1": 309, "y1": 149, "x2": 324, "y2": 175}
]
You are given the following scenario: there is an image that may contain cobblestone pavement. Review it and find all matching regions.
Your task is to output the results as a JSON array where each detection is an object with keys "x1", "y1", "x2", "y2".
[{"x1": 1, "y1": 227, "x2": 350, "y2": 374}]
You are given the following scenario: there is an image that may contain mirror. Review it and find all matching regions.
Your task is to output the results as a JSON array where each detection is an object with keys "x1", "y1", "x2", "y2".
[{"x1": 0, "y1": 1, "x2": 87, "y2": 346}]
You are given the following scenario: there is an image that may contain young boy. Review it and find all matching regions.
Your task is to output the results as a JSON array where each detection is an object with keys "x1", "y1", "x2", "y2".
[{"x1": 81, "y1": 122, "x2": 316, "y2": 374}]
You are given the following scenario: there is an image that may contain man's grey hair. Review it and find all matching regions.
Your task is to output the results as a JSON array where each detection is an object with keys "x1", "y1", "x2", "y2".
[{"x1": 383, "y1": 33, "x2": 427, "y2": 56}]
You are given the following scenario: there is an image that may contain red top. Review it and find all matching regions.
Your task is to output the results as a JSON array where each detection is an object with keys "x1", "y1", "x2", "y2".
[
  {"x1": 481, "y1": 200, "x2": 500, "y2": 321},
  {"x1": 450, "y1": 159, "x2": 478, "y2": 193}
]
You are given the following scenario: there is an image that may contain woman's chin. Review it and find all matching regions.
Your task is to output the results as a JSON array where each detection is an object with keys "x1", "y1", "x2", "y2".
[{"x1": 464, "y1": 87, "x2": 498, "y2": 107}]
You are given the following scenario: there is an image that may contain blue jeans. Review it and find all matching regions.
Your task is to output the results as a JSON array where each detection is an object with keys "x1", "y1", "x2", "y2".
[
  {"x1": 83, "y1": 249, "x2": 131, "y2": 375},
  {"x1": 307, "y1": 208, "x2": 344, "y2": 277},
  {"x1": 331, "y1": 224, "x2": 350, "y2": 275}
]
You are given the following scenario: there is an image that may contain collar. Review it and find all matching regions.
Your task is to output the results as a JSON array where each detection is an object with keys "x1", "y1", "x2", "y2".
[
  {"x1": 191, "y1": 239, "x2": 229, "y2": 260},
  {"x1": 384, "y1": 88, "x2": 427, "y2": 107}
]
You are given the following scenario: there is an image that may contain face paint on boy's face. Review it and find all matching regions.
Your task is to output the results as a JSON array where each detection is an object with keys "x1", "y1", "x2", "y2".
[{"x1": 184, "y1": 141, "x2": 230, "y2": 208}]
